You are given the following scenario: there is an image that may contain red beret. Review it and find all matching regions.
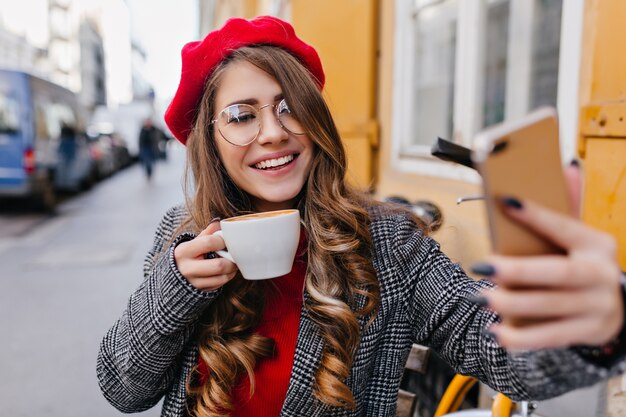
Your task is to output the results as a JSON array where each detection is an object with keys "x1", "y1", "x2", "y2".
[{"x1": 164, "y1": 16, "x2": 325, "y2": 144}]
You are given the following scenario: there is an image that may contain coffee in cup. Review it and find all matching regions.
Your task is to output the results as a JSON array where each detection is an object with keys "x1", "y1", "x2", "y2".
[{"x1": 214, "y1": 209, "x2": 301, "y2": 280}]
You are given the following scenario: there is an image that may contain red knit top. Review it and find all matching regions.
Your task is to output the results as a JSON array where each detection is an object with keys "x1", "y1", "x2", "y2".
[{"x1": 197, "y1": 234, "x2": 307, "y2": 417}]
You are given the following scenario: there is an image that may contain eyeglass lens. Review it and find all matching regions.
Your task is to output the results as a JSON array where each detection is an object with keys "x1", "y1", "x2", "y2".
[{"x1": 215, "y1": 99, "x2": 304, "y2": 146}]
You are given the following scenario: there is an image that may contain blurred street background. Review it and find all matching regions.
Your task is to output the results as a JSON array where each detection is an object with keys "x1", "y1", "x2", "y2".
[
  {"x1": 0, "y1": 0, "x2": 199, "y2": 415},
  {"x1": 0, "y1": 143, "x2": 185, "y2": 416}
]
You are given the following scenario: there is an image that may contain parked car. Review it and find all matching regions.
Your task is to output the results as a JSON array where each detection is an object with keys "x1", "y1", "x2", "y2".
[
  {"x1": 90, "y1": 101, "x2": 154, "y2": 160},
  {"x1": 87, "y1": 133, "x2": 117, "y2": 180},
  {"x1": 87, "y1": 132, "x2": 132, "y2": 179},
  {"x1": 109, "y1": 133, "x2": 132, "y2": 169},
  {"x1": 0, "y1": 69, "x2": 92, "y2": 211}
]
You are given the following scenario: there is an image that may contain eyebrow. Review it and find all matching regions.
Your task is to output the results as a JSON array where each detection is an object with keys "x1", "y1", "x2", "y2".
[{"x1": 224, "y1": 94, "x2": 284, "y2": 108}]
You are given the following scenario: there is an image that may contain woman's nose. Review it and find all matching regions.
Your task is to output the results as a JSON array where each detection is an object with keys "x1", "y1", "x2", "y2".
[{"x1": 256, "y1": 109, "x2": 288, "y2": 145}]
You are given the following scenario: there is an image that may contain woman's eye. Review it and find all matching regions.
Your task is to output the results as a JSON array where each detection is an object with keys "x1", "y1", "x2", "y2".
[{"x1": 226, "y1": 112, "x2": 256, "y2": 124}]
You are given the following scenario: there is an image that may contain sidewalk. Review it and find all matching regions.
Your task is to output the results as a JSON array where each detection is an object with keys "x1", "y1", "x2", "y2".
[{"x1": 0, "y1": 143, "x2": 187, "y2": 417}]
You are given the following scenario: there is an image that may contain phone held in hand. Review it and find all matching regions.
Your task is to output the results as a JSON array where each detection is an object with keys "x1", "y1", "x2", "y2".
[{"x1": 472, "y1": 107, "x2": 571, "y2": 256}]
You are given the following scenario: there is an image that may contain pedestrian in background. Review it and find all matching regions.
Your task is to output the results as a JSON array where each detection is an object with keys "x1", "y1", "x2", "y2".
[
  {"x1": 138, "y1": 118, "x2": 160, "y2": 180},
  {"x1": 97, "y1": 16, "x2": 626, "y2": 417},
  {"x1": 57, "y1": 123, "x2": 77, "y2": 189}
]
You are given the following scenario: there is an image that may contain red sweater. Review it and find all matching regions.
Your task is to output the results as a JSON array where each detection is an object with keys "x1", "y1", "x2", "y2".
[{"x1": 197, "y1": 236, "x2": 307, "y2": 417}]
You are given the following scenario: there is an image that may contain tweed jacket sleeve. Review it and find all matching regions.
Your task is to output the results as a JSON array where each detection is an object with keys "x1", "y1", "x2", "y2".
[
  {"x1": 376, "y1": 208, "x2": 626, "y2": 401},
  {"x1": 97, "y1": 205, "x2": 218, "y2": 413}
]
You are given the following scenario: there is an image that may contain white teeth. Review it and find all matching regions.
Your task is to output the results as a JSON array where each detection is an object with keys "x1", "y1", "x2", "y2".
[{"x1": 254, "y1": 154, "x2": 294, "y2": 169}]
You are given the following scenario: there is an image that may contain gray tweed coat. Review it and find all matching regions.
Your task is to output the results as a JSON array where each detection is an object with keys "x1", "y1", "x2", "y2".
[{"x1": 97, "y1": 204, "x2": 625, "y2": 416}]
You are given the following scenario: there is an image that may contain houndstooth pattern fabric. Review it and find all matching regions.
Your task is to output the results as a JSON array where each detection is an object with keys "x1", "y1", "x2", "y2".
[{"x1": 97, "y1": 204, "x2": 626, "y2": 416}]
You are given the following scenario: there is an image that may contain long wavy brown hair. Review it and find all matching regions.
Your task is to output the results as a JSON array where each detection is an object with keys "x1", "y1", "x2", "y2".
[{"x1": 181, "y1": 45, "x2": 381, "y2": 417}]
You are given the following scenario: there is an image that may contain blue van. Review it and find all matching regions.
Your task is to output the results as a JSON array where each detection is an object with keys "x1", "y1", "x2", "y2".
[{"x1": 0, "y1": 70, "x2": 93, "y2": 210}]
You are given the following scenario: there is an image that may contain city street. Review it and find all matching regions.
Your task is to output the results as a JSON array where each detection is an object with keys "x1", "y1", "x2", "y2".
[{"x1": 0, "y1": 143, "x2": 186, "y2": 417}]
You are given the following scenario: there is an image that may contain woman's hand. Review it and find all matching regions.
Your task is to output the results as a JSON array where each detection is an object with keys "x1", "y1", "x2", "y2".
[
  {"x1": 174, "y1": 220, "x2": 238, "y2": 291},
  {"x1": 475, "y1": 164, "x2": 624, "y2": 350}
]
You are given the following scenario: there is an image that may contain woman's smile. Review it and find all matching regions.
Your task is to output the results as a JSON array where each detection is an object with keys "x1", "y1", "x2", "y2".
[
  {"x1": 252, "y1": 153, "x2": 297, "y2": 170},
  {"x1": 250, "y1": 151, "x2": 300, "y2": 173}
]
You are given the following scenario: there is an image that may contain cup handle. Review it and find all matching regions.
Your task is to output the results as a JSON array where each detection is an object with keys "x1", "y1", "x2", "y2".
[{"x1": 213, "y1": 230, "x2": 235, "y2": 263}]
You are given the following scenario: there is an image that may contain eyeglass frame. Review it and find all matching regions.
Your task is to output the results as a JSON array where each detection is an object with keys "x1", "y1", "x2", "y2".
[{"x1": 210, "y1": 98, "x2": 305, "y2": 147}]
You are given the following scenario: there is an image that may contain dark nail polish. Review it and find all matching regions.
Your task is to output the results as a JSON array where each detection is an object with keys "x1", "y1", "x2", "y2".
[
  {"x1": 467, "y1": 295, "x2": 489, "y2": 307},
  {"x1": 209, "y1": 217, "x2": 221, "y2": 224},
  {"x1": 569, "y1": 159, "x2": 580, "y2": 168},
  {"x1": 471, "y1": 263, "x2": 496, "y2": 277},
  {"x1": 502, "y1": 197, "x2": 523, "y2": 210}
]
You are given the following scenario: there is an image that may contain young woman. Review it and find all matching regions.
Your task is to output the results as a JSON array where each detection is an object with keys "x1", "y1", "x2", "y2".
[{"x1": 97, "y1": 16, "x2": 626, "y2": 417}]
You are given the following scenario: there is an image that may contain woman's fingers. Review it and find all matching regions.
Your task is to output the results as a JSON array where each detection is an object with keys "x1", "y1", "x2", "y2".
[
  {"x1": 175, "y1": 235, "x2": 223, "y2": 260},
  {"x1": 179, "y1": 251, "x2": 238, "y2": 292},
  {"x1": 474, "y1": 258, "x2": 623, "y2": 349},
  {"x1": 181, "y1": 256, "x2": 238, "y2": 279},
  {"x1": 483, "y1": 286, "x2": 612, "y2": 319},
  {"x1": 488, "y1": 317, "x2": 603, "y2": 350},
  {"x1": 175, "y1": 230, "x2": 226, "y2": 260},
  {"x1": 188, "y1": 272, "x2": 237, "y2": 291},
  {"x1": 501, "y1": 197, "x2": 616, "y2": 254},
  {"x1": 490, "y1": 302, "x2": 623, "y2": 350},
  {"x1": 483, "y1": 255, "x2": 615, "y2": 289},
  {"x1": 198, "y1": 217, "x2": 221, "y2": 236},
  {"x1": 173, "y1": 218, "x2": 238, "y2": 291},
  {"x1": 476, "y1": 185, "x2": 624, "y2": 350}
]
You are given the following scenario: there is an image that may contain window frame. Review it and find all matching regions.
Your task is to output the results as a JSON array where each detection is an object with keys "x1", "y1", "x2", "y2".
[{"x1": 390, "y1": 0, "x2": 583, "y2": 181}]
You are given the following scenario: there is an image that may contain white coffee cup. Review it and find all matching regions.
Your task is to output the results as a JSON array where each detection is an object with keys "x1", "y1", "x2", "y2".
[{"x1": 214, "y1": 209, "x2": 301, "y2": 280}]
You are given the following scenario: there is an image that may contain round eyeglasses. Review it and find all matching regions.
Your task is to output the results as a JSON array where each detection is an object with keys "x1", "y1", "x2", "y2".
[{"x1": 210, "y1": 98, "x2": 305, "y2": 146}]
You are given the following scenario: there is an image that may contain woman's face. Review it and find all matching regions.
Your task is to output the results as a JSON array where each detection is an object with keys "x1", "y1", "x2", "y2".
[{"x1": 212, "y1": 60, "x2": 315, "y2": 212}]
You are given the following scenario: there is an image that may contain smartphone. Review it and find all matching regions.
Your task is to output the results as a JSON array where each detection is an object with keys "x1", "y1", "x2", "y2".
[{"x1": 472, "y1": 107, "x2": 571, "y2": 256}]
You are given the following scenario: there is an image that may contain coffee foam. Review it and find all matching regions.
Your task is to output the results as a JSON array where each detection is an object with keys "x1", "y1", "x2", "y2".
[{"x1": 223, "y1": 209, "x2": 299, "y2": 222}]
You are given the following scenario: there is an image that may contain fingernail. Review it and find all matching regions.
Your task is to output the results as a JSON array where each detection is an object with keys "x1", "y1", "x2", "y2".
[
  {"x1": 209, "y1": 217, "x2": 221, "y2": 225},
  {"x1": 502, "y1": 197, "x2": 523, "y2": 210},
  {"x1": 569, "y1": 159, "x2": 580, "y2": 168},
  {"x1": 467, "y1": 295, "x2": 489, "y2": 307},
  {"x1": 471, "y1": 262, "x2": 496, "y2": 277}
]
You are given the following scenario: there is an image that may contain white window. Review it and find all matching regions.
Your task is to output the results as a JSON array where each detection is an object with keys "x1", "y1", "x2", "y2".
[
  {"x1": 392, "y1": 0, "x2": 576, "y2": 181},
  {"x1": 408, "y1": 0, "x2": 457, "y2": 151}
]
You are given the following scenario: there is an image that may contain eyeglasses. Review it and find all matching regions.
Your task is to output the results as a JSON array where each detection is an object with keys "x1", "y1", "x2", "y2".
[{"x1": 210, "y1": 98, "x2": 305, "y2": 146}]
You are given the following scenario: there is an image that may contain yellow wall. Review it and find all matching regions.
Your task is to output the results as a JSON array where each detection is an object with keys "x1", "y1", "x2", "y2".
[
  {"x1": 291, "y1": 0, "x2": 379, "y2": 190},
  {"x1": 569, "y1": 0, "x2": 626, "y2": 408},
  {"x1": 376, "y1": 0, "x2": 490, "y2": 269},
  {"x1": 578, "y1": 0, "x2": 626, "y2": 269},
  {"x1": 582, "y1": 139, "x2": 626, "y2": 269},
  {"x1": 580, "y1": 2, "x2": 626, "y2": 412}
]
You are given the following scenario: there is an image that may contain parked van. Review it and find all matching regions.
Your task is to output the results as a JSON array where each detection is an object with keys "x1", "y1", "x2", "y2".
[{"x1": 0, "y1": 69, "x2": 92, "y2": 210}]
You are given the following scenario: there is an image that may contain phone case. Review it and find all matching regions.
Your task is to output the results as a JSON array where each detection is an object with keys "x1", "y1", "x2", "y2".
[{"x1": 472, "y1": 107, "x2": 571, "y2": 256}]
